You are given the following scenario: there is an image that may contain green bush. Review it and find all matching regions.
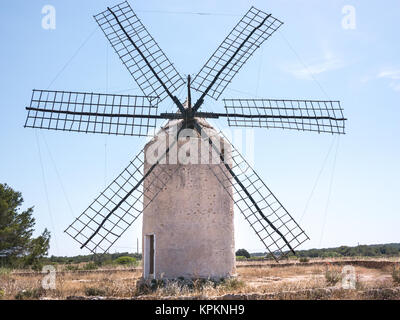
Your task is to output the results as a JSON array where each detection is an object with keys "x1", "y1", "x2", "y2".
[
  {"x1": 0, "y1": 267, "x2": 11, "y2": 276},
  {"x1": 136, "y1": 279, "x2": 165, "y2": 295},
  {"x1": 321, "y1": 251, "x2": 342, "y2": 258},
  {"x1": 325, "y1": 268, "x2": 342, "y2": 286},
  {"x1": 0, "y1": 289, "x2": 4, "y2": 298},
  {"x1": 236, "y1": 256, "x2": 247, "y2": 261},
  {"x1": 83, "y1": 262, "x2": 98, "y2": 271},
  {"x1": 15, "y1": 288, "x2": 46, "y2": 300},
  {"x1": 235, "y1": 249, "x2": 251, "y2": 259},
  {"x1": 392, "y1": 266, "x2": 400, "y2": 284},
  {"x1": 101, "y1": 259, "x2": 113, "y2": 266},
  {"x1": 221, "y1": 278, "x2": 245, "y2": 290},
  {"x1": 84, "y1": 287, "x2": 106, "y2": 296},
  {"x1": 299, "y1": 257, "x2": 309, "y2": 263},
  {"x1": 31, "y1": 261, "x2": 44, "y2": 272},
  {"x1": 113, "y1": 256, "x2": 137, "y2": 266},
  {"x1": 65, "y1": 265, "x2": 80, "y2": 271}
]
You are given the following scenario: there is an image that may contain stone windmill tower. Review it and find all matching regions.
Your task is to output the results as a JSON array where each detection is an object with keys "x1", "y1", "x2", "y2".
[
  {"x1": 24, "y1": 1, "x2": 346, "y2": 279},
  {"x1": 142, "y1": 117, "x2": 235, "y2": 279}
]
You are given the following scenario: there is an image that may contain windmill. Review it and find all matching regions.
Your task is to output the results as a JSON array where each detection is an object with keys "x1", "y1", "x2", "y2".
[{"x1": 24, "y1": 1, "x2": 346, "y2": 278}]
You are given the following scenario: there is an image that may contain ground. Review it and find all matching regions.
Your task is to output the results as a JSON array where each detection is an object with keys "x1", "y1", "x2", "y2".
[{"x1": 1, "y1": 257, "x2": 400, "y2": 300}]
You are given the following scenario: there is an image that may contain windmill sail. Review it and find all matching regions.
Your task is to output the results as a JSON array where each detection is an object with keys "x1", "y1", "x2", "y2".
[
  {"x1": 65, "y1": 139, "x2": 181, "y2": 253},
  {"x1": 223, "y1": 99, "x2": 346, "y2": 134},
  {"x1": 192, "y1": 7, "x2": 283, "y2": 102},
  {"x1": 94, "y1": 1, "x2": 185, "y2": 103},
  {"x1": 196, "y1": 124, "x2": 309, "y2": 260},
  {"x1": 24, "y1": 90, "x2": 160, "y2": 137}
]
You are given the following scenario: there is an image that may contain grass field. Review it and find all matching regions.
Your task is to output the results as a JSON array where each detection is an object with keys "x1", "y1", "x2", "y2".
[{"x1": 1, "y1": 258, "x2": 400, "y2": 300}]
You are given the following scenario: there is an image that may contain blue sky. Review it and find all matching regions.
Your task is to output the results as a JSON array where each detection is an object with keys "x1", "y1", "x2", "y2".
[{"x1": 1, "y1": 0, "x2": 399, "y2": 256}]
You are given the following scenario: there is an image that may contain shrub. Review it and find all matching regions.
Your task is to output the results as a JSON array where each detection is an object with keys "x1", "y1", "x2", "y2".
[
  {"x1": 236, "y1": 256, "x2": 246, "y2": 261},
  {"x1": 31, "y1": 261, "x2": 44, "y2": 272},
  {"x1": 392, "y1": 266, "x2": 400, "y2": 284},
  {"x1": 65, "y1": 265, "x2": 80, "y2": 271},
  {"x1": 15, "y1": 288, "x2": 46, "y2": 300},
  {"x1": 85, "y1": 287, "x2": 106, "y2": 296},
  {"x1": 114, "y1": 256, "x2": 137, "y2": 266},
  {"x1": 236, "y1": 249, "x2": 250, "y2": 259},
  {"x1": 136, "y1": 280, "x2": 153, "y2": 295},
  {"x1": 325, "y1": 268, "x2": 342, "y2": 286},
  {"x1": 221, "y1": 278, "x2": 245, "y2": 290},
  {"x1": 151, "y1": 278, "x2": 166, "y2": 290},
  {"x1": 83, "y1": 262, "x2": 98, "y2": 271},
  {"x1": 0, "y1": 267, "x2": 11, "y2": 276},
  {"x1": 299, "y1": 257, "x2": 309, "y2": 263},
  {"x1": 135, "y1": 277, "x2": 247, "y2": 297},
  {"x1": 102, "y1": 259, "x2": 114, "y2": 266},
  {"x1": 321, "y1": 251, "x2": 342, "y2": 258},
  {"x1": 193, "y1": 278, "x2": 216, "y2": 291},
  {"x1": 0, "y1": 289, "x2": 4, "y2": 298}
]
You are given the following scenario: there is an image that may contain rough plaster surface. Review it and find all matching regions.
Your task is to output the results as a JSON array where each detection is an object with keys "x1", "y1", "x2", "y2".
[{"x1": 142, "y1": 119, "x2": 235, "y2": 279}]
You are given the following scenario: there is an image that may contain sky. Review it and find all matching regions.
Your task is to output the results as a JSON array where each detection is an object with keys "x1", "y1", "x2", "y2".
[{"x1": 0, "y1": 0, "x2": 399, "y2": 257}]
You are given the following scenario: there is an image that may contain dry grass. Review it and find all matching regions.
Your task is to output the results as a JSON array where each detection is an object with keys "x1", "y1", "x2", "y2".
[
  {"x1": 0, "y1": 258, "x2": 399, "y2": 300},
  {"x1": 0, "y1": 268, "x2": 141, "y2": 300}
]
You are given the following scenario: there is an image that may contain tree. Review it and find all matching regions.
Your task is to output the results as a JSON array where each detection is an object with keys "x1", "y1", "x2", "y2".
[
  {"x1": 114, "y1": 256, "x2": 137, "y2": 266},
  {"x1": 236, "y1": 249, "x2": 250, "y2": 259},
  {"x1": 0, "y1": 183, "x2": 50, "y2": 268}
]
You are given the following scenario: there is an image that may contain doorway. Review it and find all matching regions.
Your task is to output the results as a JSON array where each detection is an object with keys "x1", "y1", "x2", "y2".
[{"x1": 144, "y1": 234, "x2": 155, "y2": 278}]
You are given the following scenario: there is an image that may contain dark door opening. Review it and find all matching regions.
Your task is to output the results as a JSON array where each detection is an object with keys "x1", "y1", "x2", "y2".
[{"x1": 148, "y1": 234, "x2": 154, "y2": 275}]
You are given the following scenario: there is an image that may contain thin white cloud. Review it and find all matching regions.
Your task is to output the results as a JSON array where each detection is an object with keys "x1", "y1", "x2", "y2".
[
  {"x1": 376, "y1": 68, "x2": 400, "y2": 92},
  {"x1": 377, "y1": 69, "x2": 400, "y2": 80},
  {"x1": 285, "y1": 51, "x2": 345, "y2": 80}
]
